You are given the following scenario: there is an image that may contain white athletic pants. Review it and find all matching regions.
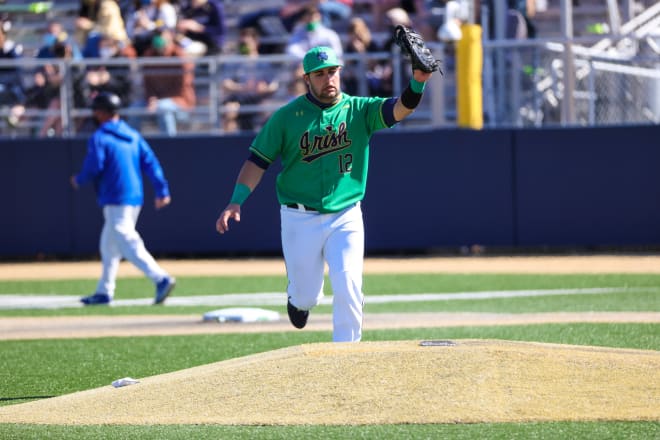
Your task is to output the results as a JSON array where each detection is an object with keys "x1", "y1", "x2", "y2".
[
  {"x1": 281, "y1": 202, "x2": 364, "y2": 342},
  {"x1": 96, "y1": 205, "x2": 168, "y2": 297}
]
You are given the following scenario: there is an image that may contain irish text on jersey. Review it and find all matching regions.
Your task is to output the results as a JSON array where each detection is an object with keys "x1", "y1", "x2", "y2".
[{"x1": 300, "y1": 122, "x2": 352, "y2": 163}]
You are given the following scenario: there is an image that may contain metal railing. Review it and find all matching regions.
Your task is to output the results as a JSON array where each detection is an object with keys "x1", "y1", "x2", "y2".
[{"x1": 0, "y1": 34, "x2": 658, "y2": 139}]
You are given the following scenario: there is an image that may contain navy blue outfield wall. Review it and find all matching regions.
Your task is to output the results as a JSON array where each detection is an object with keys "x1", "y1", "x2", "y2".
[{"x1": 1, "y1": 125, "x2": 659, "y2": 258}]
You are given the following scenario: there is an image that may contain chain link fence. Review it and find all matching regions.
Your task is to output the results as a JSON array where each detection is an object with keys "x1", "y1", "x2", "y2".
[{"x1": 482, "y1": 35, "x2": 660, "y2": 128}]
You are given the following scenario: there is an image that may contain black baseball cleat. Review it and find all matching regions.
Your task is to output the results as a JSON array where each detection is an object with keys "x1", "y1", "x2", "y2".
[{"x1": 287, "y1": 297, "x2": 309, "y2": 329}]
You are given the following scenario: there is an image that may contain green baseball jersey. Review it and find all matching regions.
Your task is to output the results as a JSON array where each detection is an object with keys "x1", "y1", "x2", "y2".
[{"x1": 249, "y1": 93, "x2": 390, "y2": 213}]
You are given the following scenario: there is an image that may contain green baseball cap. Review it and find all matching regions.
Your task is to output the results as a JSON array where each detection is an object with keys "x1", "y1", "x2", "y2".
[{"x1": 303, "y1": 46, "x2": 342, "y2": 74}]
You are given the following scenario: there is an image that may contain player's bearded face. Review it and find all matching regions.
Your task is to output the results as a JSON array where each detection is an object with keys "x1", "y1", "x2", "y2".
[{"x1": 306, "y1": 67, "x2": 341, "y2": 103}]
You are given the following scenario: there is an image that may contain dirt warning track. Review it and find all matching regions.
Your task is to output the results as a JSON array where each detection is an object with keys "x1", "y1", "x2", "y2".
[{"x1": 0, "y1": 255, "x2": 658, "y2": 425}]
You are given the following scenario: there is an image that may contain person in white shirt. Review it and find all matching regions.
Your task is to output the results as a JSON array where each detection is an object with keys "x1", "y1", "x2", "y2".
[{"x1": 285, "y1": 5, "x2": 343, "y2": 60}]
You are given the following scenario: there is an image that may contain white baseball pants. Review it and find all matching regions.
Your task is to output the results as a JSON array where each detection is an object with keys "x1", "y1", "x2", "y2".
[
  {"x1": 96, "y1": 205, "x2": 168, "y2": 297},
  {"x1": 281, "y1": 202, "x2": 364, "y2": 342}
]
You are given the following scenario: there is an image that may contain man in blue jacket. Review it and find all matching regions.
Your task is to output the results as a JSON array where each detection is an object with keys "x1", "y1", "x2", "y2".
[{"x1": 70, "y1": 92, "x2": 176, "y2": 305}]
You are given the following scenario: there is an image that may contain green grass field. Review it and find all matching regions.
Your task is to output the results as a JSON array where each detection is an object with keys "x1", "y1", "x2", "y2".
[{"x1": 0, "y1": 273, "x2": 658, "y2": 439}]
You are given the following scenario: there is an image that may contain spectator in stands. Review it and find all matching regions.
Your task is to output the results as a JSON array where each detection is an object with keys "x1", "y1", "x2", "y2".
[
  {"x1": 139, "y1": 28, "x2": 196, "y2": 136},
  {"x1": 343, "y1": 17, "x2": 383, "y2": 96},
  {"x1": 239, "y1": 1, "x2": 353, "y2": 36},
  {"x1": 382, "y1": 7, "x2": 412, "y2": 51},
  {"x1": 371, "y1": 0, "x2": 434, "y2": 41},
  {"x1": 237, "y1": 0, "x2": 306, "y2": 54},
  {"x1": 221, "y1": 27, "x2": 279, "y2": 133},
  {"x1": 126, "y1": 0, "x2": 178, "y2": 56},
  {"x1": 375, "y1": 7, "x2": 415, "y2": 97},
  {"x1": 37, "y1": 21, "x2": 83, "y2": 60},
  {"x1": 312, "y1": 0, "x2": 354, "y2": 29},
  {"x1": 176, "y1": 0, "x2": 226, "y2": 56},
  {"x1": 285, "y1": 5, "x2": 343, "y2": 61},
  {"x1": 0, "y1": 21, "x2": 26, "y2": 130},
  {"x1": 24, "y1": 36, "x2": 81, "y2": 137},
  {"x1": 75, "y1": 0, "x2": 131, "y2": 58},
  {"x1": 73, "y1": 34, "x2": 135, "y2": 133}
]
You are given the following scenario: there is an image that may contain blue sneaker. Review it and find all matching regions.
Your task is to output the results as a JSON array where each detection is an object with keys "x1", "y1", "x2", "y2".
[
  {"x1": 81, "y1": 293, "x2": 111, "y2": 305},
  {"x1": 154, "y1": 277, "x2": 175, "y2": 305}
]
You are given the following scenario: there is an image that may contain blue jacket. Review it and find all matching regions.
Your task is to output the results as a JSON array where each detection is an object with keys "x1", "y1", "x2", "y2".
[{"x1": 75, "y1": 119, "x2": 170, "y2": 206}]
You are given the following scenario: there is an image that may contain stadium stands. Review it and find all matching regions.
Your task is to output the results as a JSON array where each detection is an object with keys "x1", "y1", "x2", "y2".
[{"x1": 0, "y1": 0, "x2": 657, "y2": 137}]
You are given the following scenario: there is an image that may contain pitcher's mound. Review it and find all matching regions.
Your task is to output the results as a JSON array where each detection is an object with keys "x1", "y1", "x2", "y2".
[{"x1": 1, "y1": 339, "x2": 658, "y2": 425}]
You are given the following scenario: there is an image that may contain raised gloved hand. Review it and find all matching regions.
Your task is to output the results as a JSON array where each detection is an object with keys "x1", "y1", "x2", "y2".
[{"x1": 394, "y1": 25, "x2": 443, "y2": 75}]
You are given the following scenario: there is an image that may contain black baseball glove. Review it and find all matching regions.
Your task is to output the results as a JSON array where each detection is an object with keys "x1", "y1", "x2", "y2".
[{"x1": 394, "y1": 25, "x2": 443, "y2": 75}]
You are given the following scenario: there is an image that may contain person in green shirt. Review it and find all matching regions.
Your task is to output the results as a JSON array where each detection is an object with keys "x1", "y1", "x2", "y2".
[{"x1": 216, "y1": 45, "x2": 434, "y2": 342}]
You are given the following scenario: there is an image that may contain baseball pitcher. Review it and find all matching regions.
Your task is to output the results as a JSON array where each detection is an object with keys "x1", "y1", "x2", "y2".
[{"x1": 216, "y1": 30, "x2": 439, "y2": 342}]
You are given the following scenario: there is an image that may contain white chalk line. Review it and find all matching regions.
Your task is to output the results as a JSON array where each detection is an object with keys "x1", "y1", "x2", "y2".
[{"x1": 0, "y1": 287, "x2": 657, "y2": 310}]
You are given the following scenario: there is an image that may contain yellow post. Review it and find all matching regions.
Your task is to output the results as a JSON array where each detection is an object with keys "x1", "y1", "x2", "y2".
[{"x1": 456, "y1": 24, "x2": 483, "y2": 129}]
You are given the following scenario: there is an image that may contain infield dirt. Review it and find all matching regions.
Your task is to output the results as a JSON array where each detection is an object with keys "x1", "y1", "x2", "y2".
[
  {"x1": 0, "y1": 340, "x2": 658, "y2": 425},
  {"x1": 3, "y1": 254, "x2": 660, "y2": 280},
  {"x1": 0, "y1": 255, "x2": 658, "y2": 425}
]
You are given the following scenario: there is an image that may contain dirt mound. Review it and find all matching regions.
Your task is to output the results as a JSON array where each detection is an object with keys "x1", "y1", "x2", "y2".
[{"x1": 1, "y1": 339, "x2": 658, "y2": 425}]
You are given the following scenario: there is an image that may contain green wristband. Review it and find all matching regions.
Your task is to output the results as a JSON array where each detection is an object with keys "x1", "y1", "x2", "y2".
[
  {"x1": 230, "y1": 183, "x2": 251, "y2": 206},
  {"x1": 410, "y1": 78, "x2": 426, "y2": 94}
]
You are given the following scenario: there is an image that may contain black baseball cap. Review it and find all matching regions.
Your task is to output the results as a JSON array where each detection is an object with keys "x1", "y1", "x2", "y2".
[{"x1": 91, "y1": 92, "x2": 121, "y2": 113}]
